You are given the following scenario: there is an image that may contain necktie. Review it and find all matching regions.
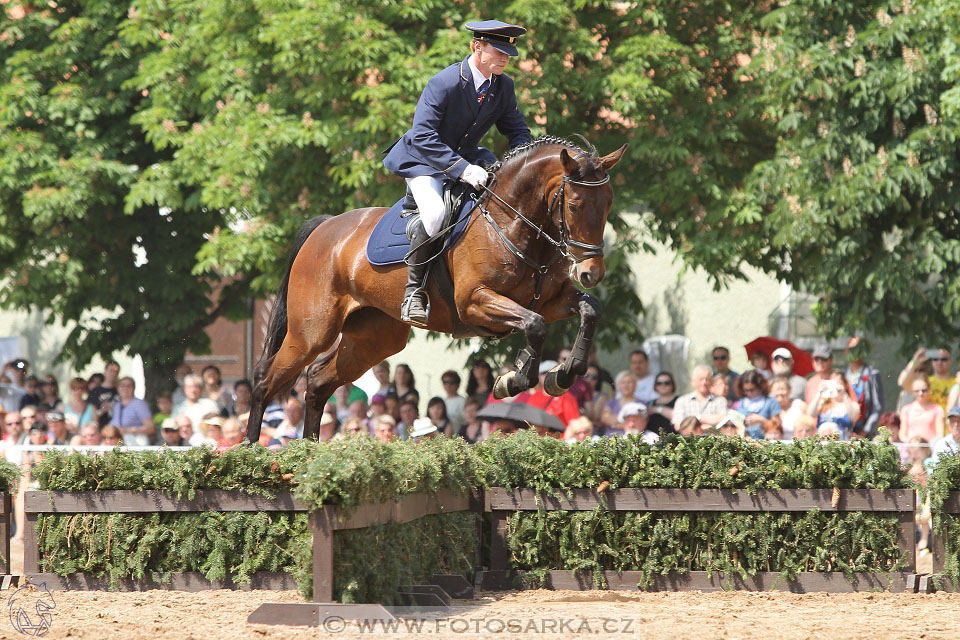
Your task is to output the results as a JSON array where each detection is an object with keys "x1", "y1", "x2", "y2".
[{"x1": 477, "y1": 79, "x2": 489, "y2": 104}]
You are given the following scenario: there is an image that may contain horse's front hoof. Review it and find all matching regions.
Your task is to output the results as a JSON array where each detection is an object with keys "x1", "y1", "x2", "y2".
[
  {"x1": 543, "y1": 363, "x2": 573, "y2": 397},
  {"x1": 493, "y1": 372, "x2": 526, "y2": 399},
  {"x1": 493, "y1": 372, "x2": 515, "y2": 399}
]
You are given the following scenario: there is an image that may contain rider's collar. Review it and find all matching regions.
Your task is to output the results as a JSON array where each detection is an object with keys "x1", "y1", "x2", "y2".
[{"x1": 466, "y1": 56, "x2": 493, "y2": 92}]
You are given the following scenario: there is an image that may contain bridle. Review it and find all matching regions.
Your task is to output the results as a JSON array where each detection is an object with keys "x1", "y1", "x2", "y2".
[{"x1": 476, "y1": 157, "x2": 609, "y2": 298}]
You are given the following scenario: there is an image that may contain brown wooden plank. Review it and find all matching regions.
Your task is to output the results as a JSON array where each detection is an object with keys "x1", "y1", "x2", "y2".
[
  {"x1": 22, "y1": 512, "x2": 38, "y2": 574},
  {"x1": 330, "y1": 501, "x2": 391, "y2": 531},
  {"x1": 899, "y1": 510, "x2": 917, "y2": 572},
  {"x1": 311, "y1": 507, "x2": 336, "y2": 603},
  {"x1": 0, "y1": 493, "x2": 10, "y2": 575},
  {"x1": 931, "y1": 531, "x2": 946, "y2": 574},
  {"x1": 942, "y1": 491, "x2": 960, "y2": 514},
  {"x1": 489, "y1": 511, "x2": 510, "y2": 571},
  {"x1": 25, "y1": 571, "x2": 297, "y2": 591},
  {"x1": 248, "y1": 602, "x2": 395, "y2": 626},
  {"x1": 333, "y1": 490, "x2": 471, "y2": 530},
  {"x1": 537, "y1": 570, "x2": 912, "y2": 593},
  {"x1": 24, "y1": 490, "x2": 307, "y2": 514},
  {"x1": 488, "y1": 488, "x2": 915, "y2": 512}
]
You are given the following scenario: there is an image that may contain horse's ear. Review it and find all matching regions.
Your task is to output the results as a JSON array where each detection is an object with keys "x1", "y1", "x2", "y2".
[
  {"x1": 560, "y1": 148, "x2": 579, "y2": 175},
  {"x1": 600, "y1": 144, "x2": 628, "y2": 172}
]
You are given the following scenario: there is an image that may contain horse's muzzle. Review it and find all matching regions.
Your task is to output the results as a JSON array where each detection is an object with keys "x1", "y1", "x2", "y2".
[{"x1": 576, "y1": 258, "x2": 605, "y2": 289}]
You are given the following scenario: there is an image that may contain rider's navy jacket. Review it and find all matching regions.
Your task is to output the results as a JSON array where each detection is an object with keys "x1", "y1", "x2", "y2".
[{"x1": 383, "y1": 56, "x2": 532, "y2": 180}]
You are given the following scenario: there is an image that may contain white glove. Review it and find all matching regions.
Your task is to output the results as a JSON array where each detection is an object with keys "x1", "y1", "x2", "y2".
[{"x1": 461, "y1": 164, "x2": 490, "y2": 189}]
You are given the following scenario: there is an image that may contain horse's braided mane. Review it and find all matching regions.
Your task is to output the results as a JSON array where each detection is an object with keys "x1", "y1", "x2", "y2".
[{"x1": 489, "y1": 134, "x2": 600, "y2": 176}]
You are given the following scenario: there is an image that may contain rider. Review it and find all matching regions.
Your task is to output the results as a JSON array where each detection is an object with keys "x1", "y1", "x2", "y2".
[{"x1": 383, "y1": 20, "x2": 533, "y2": 327}]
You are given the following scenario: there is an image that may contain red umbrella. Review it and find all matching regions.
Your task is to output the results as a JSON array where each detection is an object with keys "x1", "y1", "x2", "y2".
[{"x1": 744, "y1": 337, "x2": 814, "y2": 377}]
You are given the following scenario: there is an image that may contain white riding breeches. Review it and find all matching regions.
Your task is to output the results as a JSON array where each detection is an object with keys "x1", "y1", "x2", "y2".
[{"x1": 405, "y1": 175, "x2": 446, "y2": 236}]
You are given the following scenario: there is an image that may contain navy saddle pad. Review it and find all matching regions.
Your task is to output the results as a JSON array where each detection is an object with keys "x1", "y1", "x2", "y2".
[{"x1": 365, "y1": 196, "x2": 476, "y2": 266}]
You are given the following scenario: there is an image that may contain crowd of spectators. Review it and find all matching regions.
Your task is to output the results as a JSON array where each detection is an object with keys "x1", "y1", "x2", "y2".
[
  {"x1": 3, "y1": 340, "x2": 959, "y2": 552},
  {"x1": 3, "y1": 339, "x2": 960, "y2": 463}
]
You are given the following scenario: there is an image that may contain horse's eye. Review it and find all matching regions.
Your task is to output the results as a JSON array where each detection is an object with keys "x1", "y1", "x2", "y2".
[{"x1": 568, "y1": 203, "x2": 580, "y2": 215}]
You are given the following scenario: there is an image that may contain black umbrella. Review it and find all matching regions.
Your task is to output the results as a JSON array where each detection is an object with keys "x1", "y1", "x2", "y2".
[{"x1": 476, "y1": 401, "x2": 566, "y2": 432}]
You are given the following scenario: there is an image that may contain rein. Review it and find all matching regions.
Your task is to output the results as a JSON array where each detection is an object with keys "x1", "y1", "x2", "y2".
[{"x1": 476, "y1": 168, "x2": 609, "y2": 299}]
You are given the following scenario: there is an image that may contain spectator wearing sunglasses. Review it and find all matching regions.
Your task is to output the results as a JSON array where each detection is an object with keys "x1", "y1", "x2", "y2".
[
  {"x1": 899, "y1": 375, "x2": 944, "y2": 443},
  {"x1": 582, "y1": 363, "x2": 614, "y2": 427},
  {"x1": 647, "y1": 373, "x2": 678, "y2": 435},
  {"x1": 901, "y1": 347, "x2": 953, "y2": 420},
  {"x1": 710, "y1": 347, "x2": 739, "y2": 403},
  {"x1": 732, "y1": 371, "x2": 780, "y2": 440},
  {"x1": 440, "y1": 371, "x2": 467, "y2": 433},
  {"x1": 805, "y1": 345, "x2": 855, "y2": 405}
]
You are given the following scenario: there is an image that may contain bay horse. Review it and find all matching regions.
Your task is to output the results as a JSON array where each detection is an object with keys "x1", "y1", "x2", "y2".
[{"x1": 244, "y1": 136, "x2": 627, "y2": 442}]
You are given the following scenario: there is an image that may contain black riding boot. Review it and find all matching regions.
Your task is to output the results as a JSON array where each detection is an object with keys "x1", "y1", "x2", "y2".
[{"x1": 401, "y1": 199, "x2": 432, "y2": 327}]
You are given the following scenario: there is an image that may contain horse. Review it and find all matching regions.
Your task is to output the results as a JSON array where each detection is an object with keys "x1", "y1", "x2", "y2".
[{"x1": 244, "y1": 135, "x2": 627, "y2": 442}]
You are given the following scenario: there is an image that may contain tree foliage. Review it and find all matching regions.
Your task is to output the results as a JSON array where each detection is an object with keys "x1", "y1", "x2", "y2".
[
  {"x1": 5, "y1": 0, "x2": 957, "y2": 368},
  {"x1": 735, "y1": 0, "x2": 960, "y2": 342},
  {"x1": 1, "y1": 0, "x2": 775, "y2": 370},
  {"x1": 0, "y1": 2, "x2": 256, "y2": 389}
]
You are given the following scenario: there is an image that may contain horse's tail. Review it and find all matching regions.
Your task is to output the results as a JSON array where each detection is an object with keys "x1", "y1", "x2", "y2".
[{"x1": 260, "y1": 215, "x2": 332, "y2": 361}]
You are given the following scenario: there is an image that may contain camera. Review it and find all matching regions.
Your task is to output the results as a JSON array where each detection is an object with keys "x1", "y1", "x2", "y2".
[
  {"x1": 820, "y1": 380, "x2": 839, "y2": 399},
  {"x1": 925, "y1": 349, "x2": 940, "y2": 359}
]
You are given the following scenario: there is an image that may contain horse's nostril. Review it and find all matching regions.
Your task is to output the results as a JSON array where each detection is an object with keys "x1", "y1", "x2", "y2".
[{"x1": 580, "y1": 272, "x2": 594, "y2": 288}]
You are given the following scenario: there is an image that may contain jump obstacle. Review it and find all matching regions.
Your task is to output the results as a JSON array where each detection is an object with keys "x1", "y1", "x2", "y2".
[{"x1": 0, "y1": 483, "x2": 950, "y2": 626}]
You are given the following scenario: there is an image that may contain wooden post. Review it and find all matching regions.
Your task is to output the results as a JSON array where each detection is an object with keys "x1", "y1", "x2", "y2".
[
  {"x1": 899, "y1": 510, "x2": 917, "y2": 573},
  {"x1": 23, "y1": 512, "x2": 39, "y2": 574},
  {"x1": 0, "y1": 493, "x2": 9, "y2": 575},
  {"x1": 489, "y1": 511, "x2": 509, "y2": 571},
  {"x1": 311, "y1": 506, "x2": 337, "y2": 603},
  {"x1": 931, "y1": 530, "x2": 945, "y2": 574}
]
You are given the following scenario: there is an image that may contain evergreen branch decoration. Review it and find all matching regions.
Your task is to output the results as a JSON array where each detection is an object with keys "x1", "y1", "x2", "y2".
[{"x1": 30, "y1": 433, "x2": 914, "y2": 600}]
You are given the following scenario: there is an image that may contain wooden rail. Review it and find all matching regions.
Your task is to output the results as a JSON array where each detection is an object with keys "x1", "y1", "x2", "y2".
[{"x1": 485, "y1": 487, "x2": 917, "y2": 593}]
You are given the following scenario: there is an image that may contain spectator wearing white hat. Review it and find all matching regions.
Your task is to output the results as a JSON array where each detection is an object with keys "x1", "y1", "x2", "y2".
[
  {"x1": 617, "y1": 402, "x2": 658, "y2": 444},
  {"x1": 716, "y1": 410, "x2": 746, "y2": 438},
  {"x1": 159, "y1": 418, "x2": 186, "y2": 446},
  {"x1": 44, "y1": 410, "x2": 71, "y2": 445},
  {"x1": 771, "y1": 347, "x2": 807, "y2": 401},
  {"x1": 410, "y1": 417, "x2": 439, "y2": 441}
]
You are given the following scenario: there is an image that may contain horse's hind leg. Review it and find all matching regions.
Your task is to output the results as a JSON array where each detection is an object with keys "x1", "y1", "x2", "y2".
[
  {"x1": 245, "y1": 338, "x2": 321, "y2": 443},
  {"x1": 303, "y1": 307, "x2": 410, "y2": 439}
]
